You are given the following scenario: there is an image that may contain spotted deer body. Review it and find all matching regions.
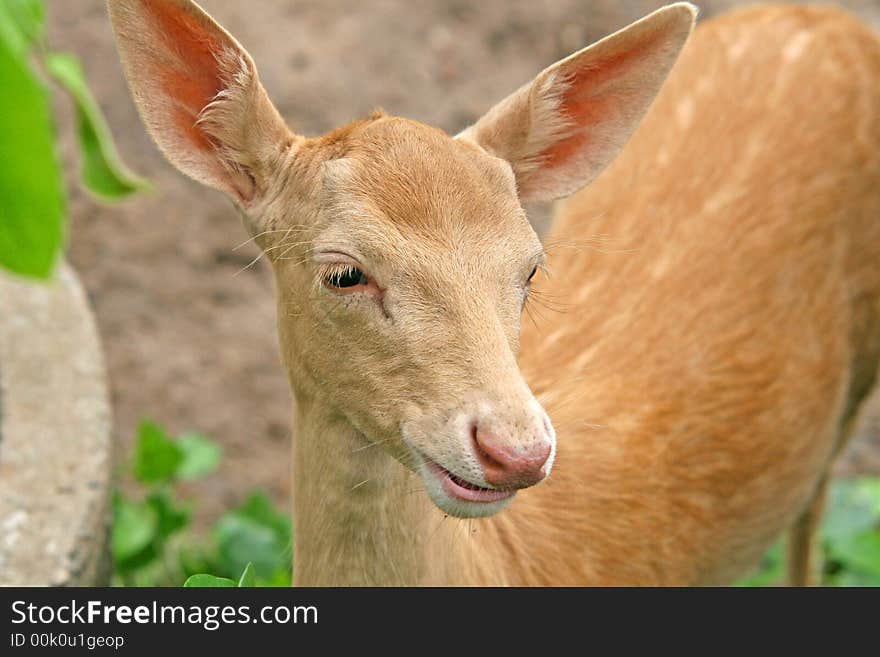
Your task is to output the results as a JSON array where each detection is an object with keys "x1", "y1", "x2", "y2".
[
  {"x1": 108, "y1": 0, "x2": 879, "y2": 586},
  {"x1": 513, "y1": 5, "x2": 880, "y2": 585}
]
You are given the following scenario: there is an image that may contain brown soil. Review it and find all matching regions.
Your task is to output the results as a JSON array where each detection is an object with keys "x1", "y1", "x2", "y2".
[{"x1": 46, "y1": 0, "x2": 880, "y2": 528}]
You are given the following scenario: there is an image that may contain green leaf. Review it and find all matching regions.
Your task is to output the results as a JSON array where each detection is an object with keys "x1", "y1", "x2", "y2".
[
  {"x1": 827, "y1": 530, "x2": 880, "y2": 580},
  {"x1": 0, "y1": 33, "x2": 64, "y2": 278},
  {"x1": 235, "y1": 492, "x2": 292, "y2": 541},
  {"x1": 146, "y1": 491, "x2": 190, "y2": 541},
  {"x1": 183, "y1": 574, "x2": 237, "y2": 588},
  {"x1": 255, "y1": 569, "x2": 292, "y2": 588},
  {"x1": 736, "y1": 541, "x2": 784, "y2": 587},
  {"x1": 0, "y1": 0, "x2": 45, "y2": 57},
  {"x1": 827, "y1": 568, "x2": 880, "y2": 587},
  {"x1": 44, "y1": 51, "x2": 150, "y2": 200},
  {"x1": 133, "y1": 420, "x2": 184, "y2": 484},
  {"x1": 213, "y1": 494, "x2": 292, "y2": 580},
  {"x1": 237, "y1": 562, "x2": 256, "y2": 587},
  {"x1": 112, "y1": 494, "x2": 158, "y2": 563},
  {"x1": 852, "y1": 478, "x2": 880, "y2": 516},
  {"x1": 176, "y1": 432, "x2": 222, "y2": 481},
  {"x1": 823, "y1": 478, "x2": 880, "y2": 543},
  {"x1": 178, "y1": 543, "x2": 215, "y2": 579},
  {"x1": 215, "y1": 514, "x2": 288, "y2": 580},
  {"x1": 820, "y1": 478, "x2": 880, "y2": 586}
]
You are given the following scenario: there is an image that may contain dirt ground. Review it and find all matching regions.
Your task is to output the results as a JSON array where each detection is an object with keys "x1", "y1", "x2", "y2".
[{"x1": 46, "y1": 0, "x2": 880, "y2": 528}]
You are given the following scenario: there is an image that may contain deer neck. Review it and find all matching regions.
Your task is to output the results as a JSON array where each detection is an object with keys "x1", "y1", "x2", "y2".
[{"x1": 289, "y1": 388, "x2": 492, "y2": 585}]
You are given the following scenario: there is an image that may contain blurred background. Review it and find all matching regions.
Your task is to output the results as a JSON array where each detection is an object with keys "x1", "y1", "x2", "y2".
[{"x1": 1, "y1": 0, "x2": 878, "y2": 585}]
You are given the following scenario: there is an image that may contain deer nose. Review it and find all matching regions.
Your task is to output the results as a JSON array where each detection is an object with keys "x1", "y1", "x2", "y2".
[{"x1": 472, "y1": 424, "x2": 552, "y2": 489}]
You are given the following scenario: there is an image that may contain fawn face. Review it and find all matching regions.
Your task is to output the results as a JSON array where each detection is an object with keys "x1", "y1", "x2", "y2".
[
  {"x1": 109, "y1": 0, "x2": 695, "y2": 517},
  {"x1": 274, "y1": 117, "x2": 554, "y2": 517}
]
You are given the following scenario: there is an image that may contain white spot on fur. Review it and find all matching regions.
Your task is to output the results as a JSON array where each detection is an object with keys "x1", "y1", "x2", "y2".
[
  {"x1": 783, "y1": 32, "x2": 812, "y2": 61},
  {"x1": 575, "y1": 278, "x2": 601, "y2": 303},
  {"x1": 650, "y1": 252, "x2": 673, "y2": 279},
  {"x1": 702, "y1": 186, "x2": 743, "y2": 215},
  {"x1": 543, "y1": 326, "x2": 569, "y2": 346},
  {"x1": 696, "y1": 75, "x2": 713, "y2": 95},
  {"x1": 727, "y1": 38, "x2": 749, "y2": 62},
  {"x1": 676, "y1": 97, "x2": 694, "y2": 128},
  {"x1": 656, "y1": 148, "x2": 670, "y2": 166},
  {"x1": 572, "y1": 345, "x2": 598, "y2": 371}
]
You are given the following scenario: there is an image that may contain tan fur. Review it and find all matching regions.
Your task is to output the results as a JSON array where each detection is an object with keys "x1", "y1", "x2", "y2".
[
  {"x1": 109, "y1": 0, "x2": 880, "y2": 586},
  {"x1": 509, "y1": 5, "x2": 880, "y2": 585}
]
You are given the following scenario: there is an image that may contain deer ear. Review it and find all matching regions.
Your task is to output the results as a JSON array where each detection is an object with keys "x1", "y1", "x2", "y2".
[
  {"x1": 458, "y1": 3, "x2": 696, "y2": 203},
  {"x1": 107, "y1": 0, "x2": 291, "y2": 205}
]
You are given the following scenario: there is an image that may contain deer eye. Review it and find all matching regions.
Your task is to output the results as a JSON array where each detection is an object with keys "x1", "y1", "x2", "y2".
[{"x1": 325, "y1": 266, "x2": 368, "y2": 289}]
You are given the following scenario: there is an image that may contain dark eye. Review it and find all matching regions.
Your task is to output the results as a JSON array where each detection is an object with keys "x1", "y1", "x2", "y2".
[
  {"x1": 527, "y1": 266, "x2": 538, "y2": 283},
  {"x1": 326, "y1": 266, "x2": 369, "y2": 289}
]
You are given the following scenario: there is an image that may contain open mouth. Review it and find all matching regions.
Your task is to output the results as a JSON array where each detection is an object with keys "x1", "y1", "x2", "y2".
[{"x1": 424, "y1": 458, "x2": 516, "y2": 504}]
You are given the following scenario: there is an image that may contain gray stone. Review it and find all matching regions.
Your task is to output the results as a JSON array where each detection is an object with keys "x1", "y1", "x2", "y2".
[{"x1": 0, "y1": 262, "x2": 112, "y2": 585}]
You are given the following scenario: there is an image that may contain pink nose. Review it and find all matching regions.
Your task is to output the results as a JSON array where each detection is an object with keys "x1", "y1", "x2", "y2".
[{"x1": 472, "y1": 425, "x2": 551, "y2": 489}]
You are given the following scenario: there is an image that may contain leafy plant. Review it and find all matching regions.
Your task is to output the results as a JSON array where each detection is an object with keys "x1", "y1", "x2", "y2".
[
  {"x1": 184, "y1": 563, "x2": 256, "y2": 588},
  {"x1": 0, "y1": 0, "x2": 148, "y2": 279},
  {"x1": 112, "y1": 419, "x2": 292, "y2": 587},
  {"x1": 739, "y1": 477, "x2": 880, "y2": 586},
  {"x1": 821, "y1": 477, "x2": 880, "y2": 585},
  {"x1": 213, "y1": 492, "x2": 292, "y2": 583},
  {"x1": 112, "y1": 420, "x2": 214, "y2": 586},
  {"x1": 117, "y1": 418, "x2": 876, "y2": 587},
  {"x1": 737, "y1": 542, "x2": 785, "y2": 587}
]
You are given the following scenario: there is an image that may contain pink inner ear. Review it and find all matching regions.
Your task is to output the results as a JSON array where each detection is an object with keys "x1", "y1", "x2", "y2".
[
  {"x1": 536, "y1": 28, "x2": 667, "y2": 170},
  {"x1": 146, "y1": 2, "x2": 226, "y2": 153}
]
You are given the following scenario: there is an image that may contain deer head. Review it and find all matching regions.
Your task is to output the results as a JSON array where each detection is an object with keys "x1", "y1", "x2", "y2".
[{"x1": 108, "y1": 0, "x2": 695, "y2": 518}]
